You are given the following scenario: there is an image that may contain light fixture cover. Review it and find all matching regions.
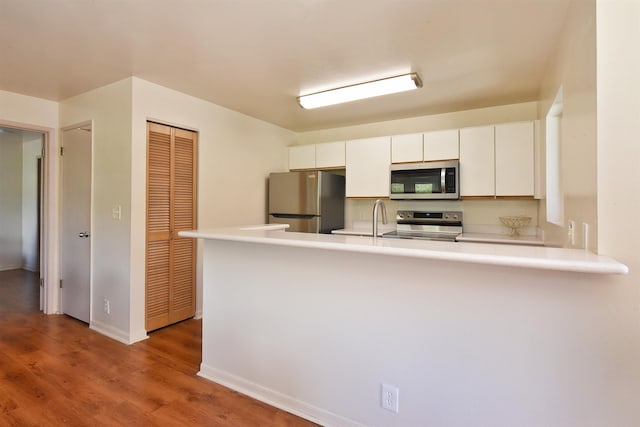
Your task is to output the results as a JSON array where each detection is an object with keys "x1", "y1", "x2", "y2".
[{"x1": 297, "y1": 73, "x2": 422, "y2": 109}]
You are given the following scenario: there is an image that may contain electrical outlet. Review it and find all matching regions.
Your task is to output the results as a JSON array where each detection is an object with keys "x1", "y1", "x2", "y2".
[
  {"x1": 104, "y1": 299, "x2": 110, "y2": 315},
  {"x1": 381, "y1": 383, "x2": 399, "y2": 413},
  {"x1": 582, "y1": 222, "x2": 590, "y2": 250},
  {"x1": 112, "y1": 205, "x2": 122, "y2": 220},
  {"x1": 568, "y1": 220, "x2": 576, "y2": 245}
]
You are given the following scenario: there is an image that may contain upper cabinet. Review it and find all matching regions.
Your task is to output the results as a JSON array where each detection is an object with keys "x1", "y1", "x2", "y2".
[
  {"x1": 424, "y1": 129, "x2": 459, "y2": 161},
  {"x1": 346, "y1": 136, "x2": 391, "y2": 198},
  {"x1": 459, "y1": 121, "x2": 535, "y2": 198},
  {"x1": 288, "y1": 145, "x2": 315, "y2": 170},
  {"x1": 315, "y1": 141, "x2": 345, "y2": 169},
  {"x1": 459, "y1": 125, "x2": 495, "y2": 197},
  {"x1": 495, "y1": 122, "x2": 534, "y2": 196},
  {"x1": 289, "y1": 120, "x2": 535, "y2": 199},
  {"x1": 288, "y1": 141, "x2": 345, "y2": 170},
  {"x1": 391, "y1": 130, "x2": 459, "y2": 163},
  {"x1": 391, "y1": 133, "x2": 423, "y2": 163}
]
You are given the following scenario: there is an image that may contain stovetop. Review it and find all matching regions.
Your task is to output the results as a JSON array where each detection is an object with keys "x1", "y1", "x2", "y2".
[
  {"x1": 381, "y1": 210, "x2": 463, "y2": 242},
  {"x1": 382, "y1": 230, "x2": 461, "y2": 242}
]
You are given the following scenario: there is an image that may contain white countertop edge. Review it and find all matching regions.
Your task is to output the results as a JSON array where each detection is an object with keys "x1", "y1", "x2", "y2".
[
  {"x1": 456, "y1": 232, "x2": 544, "y2": 246},
  {"x1": 180, "y1": 228, "x2": 629, "y2": 275},
  {"x1": 237, "y1": 223, "x2": 289, "y2": 231}
]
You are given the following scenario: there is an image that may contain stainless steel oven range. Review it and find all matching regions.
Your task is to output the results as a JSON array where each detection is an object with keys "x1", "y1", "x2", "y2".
[{"x1": 382, "y1": 210, "x2": 463, "y2": 242}]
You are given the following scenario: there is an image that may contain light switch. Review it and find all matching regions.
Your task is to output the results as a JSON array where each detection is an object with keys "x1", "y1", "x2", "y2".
[{"x1": 112, "y1": 205, "x2": 122, "y2": 220}]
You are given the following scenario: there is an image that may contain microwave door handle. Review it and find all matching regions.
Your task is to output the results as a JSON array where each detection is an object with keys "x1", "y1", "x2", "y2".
[{"x1": 440, "y1": 168, "x2": 446, "y2": 193}]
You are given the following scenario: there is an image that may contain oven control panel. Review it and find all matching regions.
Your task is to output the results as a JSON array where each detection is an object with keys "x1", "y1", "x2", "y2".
[{"x1": 396, "y1": 210, "x2": 463, "y2": 225}]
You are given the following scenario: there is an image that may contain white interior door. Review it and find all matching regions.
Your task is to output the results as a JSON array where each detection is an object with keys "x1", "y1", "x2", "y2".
[{"x1": 61, "y1": 126, "x2": 92, "y2": 323}]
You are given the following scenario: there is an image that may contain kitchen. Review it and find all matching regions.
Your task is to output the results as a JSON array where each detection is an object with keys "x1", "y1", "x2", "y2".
[
  {"x1": 179, "y1": 1, "x2": 639, "y2": 425},
  {"x1": 185, "y1": 105, "x2": 626, "y2": 425},
  {"x1": 273, "y1": 119, "x2": 543, "y2": 246},
  {"x1": 1, "y1": 0, "x2": 639, "y2": 426}
]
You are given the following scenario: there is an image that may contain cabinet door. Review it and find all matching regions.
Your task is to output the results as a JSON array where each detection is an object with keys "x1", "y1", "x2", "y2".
[
  {"x1": 495, "y1": 122, "x2": 534, "y2": 196},
  {"x1": 316, "y1": 141, "x2": 345, "y2": 168},
  {"x1": 459, "y1": 125, "x2": 495, "y2": 197},
  {"x1": 288, "y1": 145, "x2": 315, "y2": 170},
  {"x1": 424, "y1": 129, "x2": 459, "y2": 161},
  {"x1": 346, "y1": 136, "x2": 391, "y2": 197},
  {"x1": 391, "y1": 133, "x2": 423, "y2": 163}
]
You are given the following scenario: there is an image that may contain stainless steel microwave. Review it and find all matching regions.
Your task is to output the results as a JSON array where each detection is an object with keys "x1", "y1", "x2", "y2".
[{"x1": 390, "y1": 160, "x2": 460, "y2": 200}]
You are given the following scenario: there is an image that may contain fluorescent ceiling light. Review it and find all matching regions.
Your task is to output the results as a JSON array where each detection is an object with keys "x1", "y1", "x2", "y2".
[{"x1": 297, "y1": 73, "x2": 422, "y2": 109}]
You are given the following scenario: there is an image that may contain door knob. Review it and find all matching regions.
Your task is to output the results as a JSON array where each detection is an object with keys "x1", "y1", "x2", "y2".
[{"x1": 78, "y1": 232, "x2": 90, "y2": 238}]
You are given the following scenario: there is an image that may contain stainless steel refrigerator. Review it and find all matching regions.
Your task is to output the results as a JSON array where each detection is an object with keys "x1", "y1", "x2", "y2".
[{"x1": 268, "y1": 170, "x2": 345, "y2": 233}]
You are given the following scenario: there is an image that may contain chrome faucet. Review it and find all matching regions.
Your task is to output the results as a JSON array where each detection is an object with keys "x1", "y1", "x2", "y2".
[{"x1": 372, "y1": 199, "x2": 387, "y2": 239}]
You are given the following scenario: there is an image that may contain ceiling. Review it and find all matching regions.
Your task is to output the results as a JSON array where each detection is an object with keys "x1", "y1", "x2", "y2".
[{"x1": 0, "y1": 0, "x2": 571, "y2": 132}]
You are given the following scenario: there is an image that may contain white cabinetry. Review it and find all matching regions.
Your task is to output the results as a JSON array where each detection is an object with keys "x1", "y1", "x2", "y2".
[
  {"x1": 288, "y1": 142, "x2": 346, "y2": 170},
  {"x1": 424, "y1": 129, "x2": 459, "y2": 161},
  {"x1": 288, "y1": 145, "x2": 315, "y2": 170},
  {"x1": 392, "y1": 130, "x2": 459, "y2": 163},
  {"x1": 391, "y1": 133, "x2": 423, "y2": 163},
  {"x1": 315, "y1": 141, "x2": 345, "y2": 169},
  {"x1": 346, "y1": 136, "x2": 391, "y2": 197},
  {"x1": 460, "y1": 122, "x2": 535, "y2": 197},
  {"x1": 459, "y1": 125, "x2": 495, "y2": 197},
  {"x1": 495, "y1": 122, "x2": 534, "y2": 196}
]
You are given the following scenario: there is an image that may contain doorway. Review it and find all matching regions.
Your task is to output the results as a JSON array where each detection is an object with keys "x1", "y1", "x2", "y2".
[
  {"x1": 0, "y1": 126, "x2": 44, "y2": 286},
  {"x1": 60, "y1": 124, "x2": 92, "y2": 323}
]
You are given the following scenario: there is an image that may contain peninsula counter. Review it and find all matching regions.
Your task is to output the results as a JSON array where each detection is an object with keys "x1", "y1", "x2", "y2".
[{"x1": 181, "y1": 227, "x2": 628, "y2": 427}]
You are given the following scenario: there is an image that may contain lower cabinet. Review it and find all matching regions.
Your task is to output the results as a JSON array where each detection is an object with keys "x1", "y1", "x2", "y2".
[{"x1": 346, "y1": 136, "x2": 391, "y2": 197}]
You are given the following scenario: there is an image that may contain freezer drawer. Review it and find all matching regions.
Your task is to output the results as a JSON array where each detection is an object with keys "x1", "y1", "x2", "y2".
[{"x1": 269, "y1": 215, "x2": 320, "y2": 233}]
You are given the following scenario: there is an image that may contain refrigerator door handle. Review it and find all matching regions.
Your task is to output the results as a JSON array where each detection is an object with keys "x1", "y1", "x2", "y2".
[{"x1": 270, "y1": 213, "x2": 318, "y2": 219}]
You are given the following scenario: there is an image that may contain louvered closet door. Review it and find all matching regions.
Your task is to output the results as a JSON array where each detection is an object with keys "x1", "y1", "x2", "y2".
[{"x1": 146, "y1": 122, "x2": 197, "y2": 331}]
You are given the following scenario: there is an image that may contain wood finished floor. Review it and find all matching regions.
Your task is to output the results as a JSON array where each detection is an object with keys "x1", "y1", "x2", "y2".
[{"x1": 0, "y1": 269, "x2": 319, "y2": 426}]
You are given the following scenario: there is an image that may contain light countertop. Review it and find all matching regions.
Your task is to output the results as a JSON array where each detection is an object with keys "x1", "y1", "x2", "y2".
[
  {"x1": 456, "y1": 232, "x2": 544, "y2": 246},
  {"x1": 331, "y1": 224, "x2": 396, "y2": 237},
  {"x1": 180, "y1": 226, "x2": 628, "y2": 275}
]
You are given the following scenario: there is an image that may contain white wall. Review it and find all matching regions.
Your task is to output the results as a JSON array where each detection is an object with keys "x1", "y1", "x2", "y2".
[
  {"x1": 22, "y1": 134, "x2": 43, "y2": 272},
  {"x1": 201, "y1": 239, "x2": 629, "y2": 427},
  {"x1": 130, "y1": 77, "x2": 295, "y2": 339},
  {"x1": 0, "y1": 132, "x2": 23, "y2": 270},
  {"x1": 59, "y1": 79, "x2": 133, "y2": 343},
  {"x1": 538, "y1": 0, "x2": 598, "y2": 250},
  {"x1": 0, "y1": 90, "x2": 59, "y2": 129},
  {"x1": 297, "y1": 101, "x2": 538, "y2": 144},
  {"x1": 514, "y1": 0, "x2": 640, "y2": 424},
  {"x1": 595, "y1": 1, "x2": 640, "y2": 422}
]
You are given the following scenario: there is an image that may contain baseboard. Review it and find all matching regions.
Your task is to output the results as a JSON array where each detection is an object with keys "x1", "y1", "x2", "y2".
[
  {"x1": 198, "y1": 364, "x2": 366, "y2": 427},
  {"x1": 22, "y1": 264, "x2": 38, "y2": 273},
  {"x1": 194, "y1": 309, "x2": 203, "y2": 320},
  {"x1": 129, "y1": 328, "x2": 149, "y2": 344},
  {"x1": 90, "y1": 320, "x2": 144, "y2": 345},
  {"x1": 0, "y1": 264, "x2": 23, "y2": 272}
]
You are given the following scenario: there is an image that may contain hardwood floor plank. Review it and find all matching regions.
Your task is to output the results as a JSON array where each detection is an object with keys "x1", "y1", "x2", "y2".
[{"x1": 0, "y1": 269, "x2": 319, "y2": 426}]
